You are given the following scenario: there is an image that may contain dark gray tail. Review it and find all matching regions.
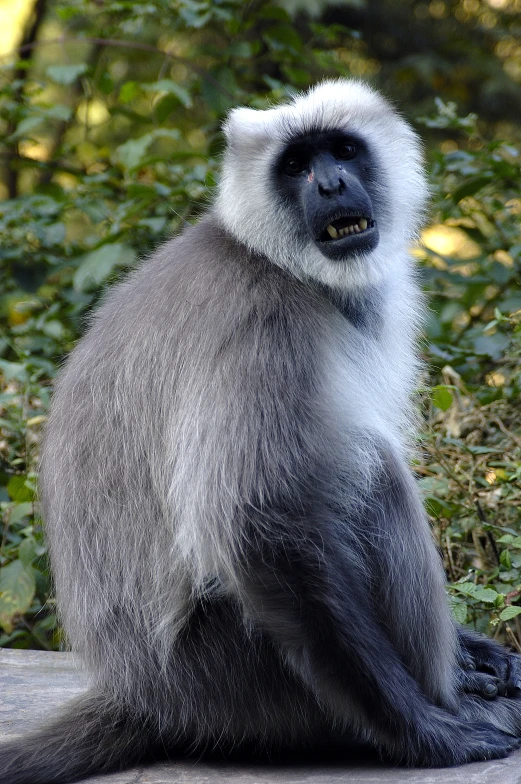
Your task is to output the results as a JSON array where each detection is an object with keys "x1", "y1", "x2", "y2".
[{"x1": 0, "y1": 691, "x2": 153, "y2": 784}]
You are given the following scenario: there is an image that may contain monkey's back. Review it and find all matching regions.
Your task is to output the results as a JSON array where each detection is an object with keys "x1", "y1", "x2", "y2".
[{"x1": 40, "y1": 215, "x2": 331, "y2": 683}]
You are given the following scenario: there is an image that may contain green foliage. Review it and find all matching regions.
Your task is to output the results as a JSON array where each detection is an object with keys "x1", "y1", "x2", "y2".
[
  {"x1": 416, "y1": 104, "x2": 521, "y2": 644},
  {"x1": 421, "y1": 103, "x2": 521, "y2": 381},
  {"x1": 0, "y1": 0, "x2": 361, "y2": 650},
  {"x1": 0, "y1": 0, "x2": 520, "y2": 649}
]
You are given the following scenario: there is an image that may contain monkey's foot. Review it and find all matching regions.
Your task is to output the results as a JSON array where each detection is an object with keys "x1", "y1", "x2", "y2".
[{"x1": 458, "y1": 628, "x2": 521, "y2": 699}]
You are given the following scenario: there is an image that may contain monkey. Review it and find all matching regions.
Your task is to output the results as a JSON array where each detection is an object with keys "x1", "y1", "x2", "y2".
[{"x1": 2, "y1": 79, "x2": 521, "y2": 784}]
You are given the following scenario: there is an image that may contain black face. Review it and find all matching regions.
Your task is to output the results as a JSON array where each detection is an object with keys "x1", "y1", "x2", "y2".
[{"x1": 275, "y1": 130, "x2": 380, "y2": 260}]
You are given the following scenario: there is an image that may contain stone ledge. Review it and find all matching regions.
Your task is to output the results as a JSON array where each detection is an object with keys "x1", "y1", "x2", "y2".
[{"x1": 1, "y1": 648, "x2": 521, "y2": 784}]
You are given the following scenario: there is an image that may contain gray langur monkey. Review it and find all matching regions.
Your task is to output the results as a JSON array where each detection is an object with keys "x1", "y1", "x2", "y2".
[{"x1": 2, "y1": 79, "x2": 521, "y2": 784}]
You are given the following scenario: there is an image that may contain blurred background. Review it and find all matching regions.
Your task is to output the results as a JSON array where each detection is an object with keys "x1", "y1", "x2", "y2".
[{"x1": 0, "y1": 0, "x2": 520, "y2": 651}]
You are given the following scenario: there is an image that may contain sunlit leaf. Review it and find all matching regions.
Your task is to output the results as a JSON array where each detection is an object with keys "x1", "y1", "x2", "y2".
[
  {"x1": 432, "y1": 385, "x2": 453, "y2": 411},
  {"x1": 499, "y1": 607, "x2": 521, "y2": 622},
  {"x1": 0, "y1": 561, "x2": 36, "y2": 634},
  {"x1": 144, "y1": 80, "x2": 192, "y2": 107},
  {"x1": 449, "y1": 596, "x2": 467, "y2": 625},
  {"x1": 114, "y1": 129, "x2": 181, "y2": 171},
  {"x1": 73, "y1": 243, "x2": 137, "y2": 292},
  {"x1": 7, "y1": 476, "x2": 34, "y2": 503},
  {"x1": 46, "y1": 63, "x2": 88, "y2": 85},
  {"x1": 8, "y1": 502, "x2": 34, "y2": 526}
]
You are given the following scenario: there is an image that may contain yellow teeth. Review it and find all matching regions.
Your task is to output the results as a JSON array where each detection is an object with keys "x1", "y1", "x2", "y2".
[{"x1": 325, "y1": 219, "x2": 371, "y2": 239}]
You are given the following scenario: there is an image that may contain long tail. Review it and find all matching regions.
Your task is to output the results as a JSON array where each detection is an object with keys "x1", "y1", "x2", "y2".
[{"x1": 0, "y1": 691, "x2": 154, "y2": 784}]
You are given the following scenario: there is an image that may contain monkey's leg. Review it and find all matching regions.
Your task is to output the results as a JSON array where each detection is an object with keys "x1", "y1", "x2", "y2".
[
  {"x1": 161, "y1": 595, "x2": 343, "y2": 754},
  {"x1": 0, "y1": 599, "x2": 336, "y2": 784},
  {"x1": 228, "y1": 513, "x2": 521, "y2": 766}
]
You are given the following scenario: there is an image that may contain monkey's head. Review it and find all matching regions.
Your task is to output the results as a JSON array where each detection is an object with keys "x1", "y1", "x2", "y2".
[{"x1": 215, "y1": 79, "x2": 428, "y2": 291}]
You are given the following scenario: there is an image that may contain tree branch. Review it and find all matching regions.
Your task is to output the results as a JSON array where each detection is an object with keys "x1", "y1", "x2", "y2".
[{"x1": 1, "y1": 35, "x2": 235, "y2": 101}]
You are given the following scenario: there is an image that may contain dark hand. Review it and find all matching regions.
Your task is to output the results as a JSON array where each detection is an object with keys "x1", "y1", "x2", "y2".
[{"x1": 457, "y1": 628, "x2": 521, "y2": 700}]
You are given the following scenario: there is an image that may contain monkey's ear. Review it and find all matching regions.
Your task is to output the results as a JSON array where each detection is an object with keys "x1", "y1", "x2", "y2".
[{"x1": 222, "y1": 107, "x2": 273, "y2": 150}]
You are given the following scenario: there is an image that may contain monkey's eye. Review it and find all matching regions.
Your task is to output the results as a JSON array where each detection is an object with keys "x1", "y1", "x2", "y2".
[
  {"x1": 337, "y1": 142, "x2": 357, "y2": 160},
  {"x1": 283, "y1": 156, "x2": 306, "y2": 176}
]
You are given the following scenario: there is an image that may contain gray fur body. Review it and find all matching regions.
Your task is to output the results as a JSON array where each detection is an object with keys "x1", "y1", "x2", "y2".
[{"x1": 1, "y1": 80, "x2": 521, "y2": 783}]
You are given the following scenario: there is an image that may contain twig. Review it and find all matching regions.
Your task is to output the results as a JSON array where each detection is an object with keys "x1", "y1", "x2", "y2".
[
  {"x1": 445, "y1": 531, "x2": 457, "y2": 582},
  {"x1": 475, "y1": 500, "x2": 500, "y2": 565},
  {"x1": 505, "y1": 624, "x2": 521, "y2": 653},
  {"x1": 491, "y1": 415, "x2": 521, "y2": 449},
  {"x1": 0, "y1": 36, "x2": 236, "y2": 101}
]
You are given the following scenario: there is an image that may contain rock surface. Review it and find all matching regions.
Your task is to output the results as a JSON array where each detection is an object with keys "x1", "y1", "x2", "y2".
[{"x1": 1, "y1": 648, "x2": 521, "y2": 784}]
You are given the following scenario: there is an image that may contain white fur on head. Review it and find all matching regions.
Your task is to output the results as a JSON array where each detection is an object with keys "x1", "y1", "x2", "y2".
[{"x1": 215, "y1": 79, "x2": 428, "y2": 291}]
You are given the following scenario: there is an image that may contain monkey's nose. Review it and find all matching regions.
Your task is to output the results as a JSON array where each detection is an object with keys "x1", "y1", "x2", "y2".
[
  {"x1": 317, "y1": 177, "x2": 344, "y2": 197},
  {"x1": 313, "y1": 155, "x2": 345, "y2": 198}
]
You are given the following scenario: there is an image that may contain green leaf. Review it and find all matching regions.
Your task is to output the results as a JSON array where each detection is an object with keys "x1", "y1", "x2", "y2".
[
  {"x1": 7, "y1": 476, "x2": 34, "y2": 503},
  {"x1": 449, "y1": 596, "x2": 467, "y2": 624},
  {"x1": 0, "y1": 359, "x2": 28, "y2": 383},
  {"x1": 263, "y1": 24, "x2": 303, "y2": 54},
  {"x1": 43, "y1": 104, "x2": 73, "y2": 122},
  {"x1": 425, "y1": 497, "x2": 455, "y2": 517},
  {"x1": 74, "y1": 243, "x2": 137, "y2": 292},
  {"x1": 19, "y1": 537, "x2": 37, "y2": 566},
  {"x1": 432, "y1": 385, "x2": 453, "y2": 411},
  {"x1": 114, "y1": 129, "x2": 180, "y2": 171},
  {"x1": 178, "y1": 1, "x2": 212, "y2": 28},
  {"x1": 0, "y1": 560, "x2": 36, "y2": 633},
  {"x1": 8, "y1": 502, "x2": 34, "y2": 526},
  {"x1": 153, "y1": 94, "x2": 187, "y2": 124},
  {"x1": 9, "y1": 115, "x2": 43, "y2": 140},
  {"x1": 227, "y1": 41, "x2": 256, "y2": 58},
  {"x1": 43, "y1": 319, "x2": 65, "y2": 339},
  {"x1": 144, "y1": 80, "x2": 192, "y2": 107},
  {"x1": 46, "y1": 63, "x2": 88, "y2": 86},
  {"x1": 472, "y1": 333, "x2": 510, "y2": 360},
  {"x1": 500, "y1": 549, "x2": 512, "y2": 570},
  {"x1": 114, "y1": 136, "x2": 153, "y2": 171},
  {"x1": 451, "y1": 175, "x2": 493, "y2": 203},
  {"x1": 43, "y1": 222, "x2": 66, "y2": 246},
  {"x1": 453, "y1": 583, "x2": 499, "y2": 603},
  {"x1": 119, "y1": 81, "x2": 140, "y2": 104},
  {"x1": 499, "y1": 606, "x2": 521, "y2": 622},
  {"x1": 498, "y1": 535, "x2": 515, "y2": 544},
  {"x1": 139, "y1": 217, "x2": 167, "y2": 232}
]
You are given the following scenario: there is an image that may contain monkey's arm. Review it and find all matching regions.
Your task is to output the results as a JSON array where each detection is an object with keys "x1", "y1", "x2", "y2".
[
  {"x1": 457, "y1": 626, "x2": 521, "y2": 699},
  {"x1": 232, "y1": 508, "x2": 519, "y2": 767}
]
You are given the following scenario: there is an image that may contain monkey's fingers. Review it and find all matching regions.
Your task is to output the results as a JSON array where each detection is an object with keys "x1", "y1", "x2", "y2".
[
  {"x1": 458, "y1": 669, "x2": 507, "y2": 700},
  {"x1": 459, "y1": 653, "x2": 476, "y2": 671},
  {"x1": 458, "y1": 629, "x2": 521, "y2": 697}
]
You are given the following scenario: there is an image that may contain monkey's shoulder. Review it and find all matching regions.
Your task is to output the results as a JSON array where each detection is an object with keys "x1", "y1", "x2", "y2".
[{"x1": 88, "y1": 215, "x2": 321, "y2": 340}]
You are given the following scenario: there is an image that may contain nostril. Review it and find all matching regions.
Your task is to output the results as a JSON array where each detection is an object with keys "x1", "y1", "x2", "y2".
[{"x1": 318, "y1": 178, "x2": 344, "y2": 197}]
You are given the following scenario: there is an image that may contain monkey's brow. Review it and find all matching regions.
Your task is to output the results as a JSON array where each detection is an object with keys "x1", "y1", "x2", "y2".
[{"x1": 278, "y1": 120, "x2": 349, "y2": 144}]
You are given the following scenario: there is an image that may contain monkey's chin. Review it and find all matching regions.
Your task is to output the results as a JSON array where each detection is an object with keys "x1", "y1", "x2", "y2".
[{"x1": 314, "y1": 225, "x2": 379, "y2": 261}]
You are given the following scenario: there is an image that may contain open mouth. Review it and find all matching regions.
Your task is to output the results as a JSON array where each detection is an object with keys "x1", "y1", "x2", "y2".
[{"x1": 319, "y1": 215, "x2": 375, "y2": 242}]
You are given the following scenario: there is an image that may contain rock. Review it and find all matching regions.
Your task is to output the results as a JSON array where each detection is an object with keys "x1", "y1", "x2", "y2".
[{"x1": 1, "y1": 648, "x2": 520, "y2": 784}]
